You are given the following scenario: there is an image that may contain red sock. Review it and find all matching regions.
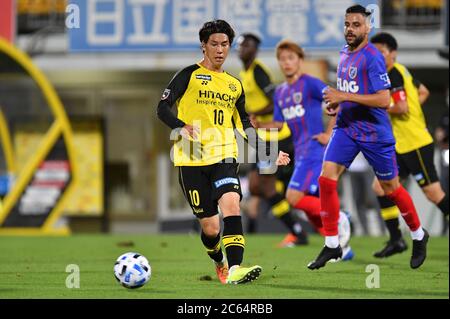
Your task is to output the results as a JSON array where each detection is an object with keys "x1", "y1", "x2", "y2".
[
  {"x1": 294, "y1": 195, "x2": 324, "y2": 235},
  {"x1": 318, "y1": 176, "x2": 340, "y2": 236},
  {"x1": 386, "y1": 185, "x2": 421, "y2": 231}
]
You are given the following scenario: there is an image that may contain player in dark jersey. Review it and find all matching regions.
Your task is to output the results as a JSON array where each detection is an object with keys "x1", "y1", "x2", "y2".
[
  {"x1": 308, "y1": 5, "x2": 429, "y2": 270},
  {"x1": 370, "y1": 32, "x2": 449, "y2": 258},
  {"x1": 157, "y1": 20, "x2": 290, "y2": 284},
  {"x1": 237, "y1": 33, "x2": 305, "y2": 246}
]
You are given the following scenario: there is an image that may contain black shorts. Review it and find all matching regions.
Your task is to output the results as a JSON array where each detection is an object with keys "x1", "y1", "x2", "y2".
[
  {"x1": 178, "y1": 159, "x2": 242, "y2": 218},
  {"x1": 397, "y1": 142, "x2": 439, "y2": 187}
]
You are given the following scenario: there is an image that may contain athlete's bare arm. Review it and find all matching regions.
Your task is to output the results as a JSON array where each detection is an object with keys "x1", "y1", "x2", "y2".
[{"x1": 324, "y1": 87, "x2": 390, "y2": 109}]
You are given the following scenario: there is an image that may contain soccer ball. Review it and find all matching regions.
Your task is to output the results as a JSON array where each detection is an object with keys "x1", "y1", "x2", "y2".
[{"x1": 114, "y1": 252, "x2": 151, "y2": 289}]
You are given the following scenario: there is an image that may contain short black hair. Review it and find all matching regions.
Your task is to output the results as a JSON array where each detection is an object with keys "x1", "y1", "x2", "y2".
[
  {"x1": 370, "y1": 32, "x2": 398, "y2": 51},
  {"x1": 199, "y1": 20, "x2": 235, "y2": 45},
  {"x1": 346, "y1": 4, "x2": 371, "y2": 17},
  {"x1": 239, "y1": 33, "x2": 261, "y2": 47}
]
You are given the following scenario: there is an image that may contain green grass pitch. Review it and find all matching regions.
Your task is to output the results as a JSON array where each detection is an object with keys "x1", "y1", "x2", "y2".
[{"x1": 0, "y1": 234, "x2": 447, "y2": 299}]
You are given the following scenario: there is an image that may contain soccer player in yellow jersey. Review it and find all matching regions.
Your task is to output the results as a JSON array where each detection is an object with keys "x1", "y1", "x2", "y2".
[
  {"x1": 237, "y1": 33, "x2": 307, "y2": 246},
  {"x1": 370, "y1": 32, "x2": 448, "y2": 258},
  {"x1": 157, "y1": 20, "x2": 290, "y2": 284}
]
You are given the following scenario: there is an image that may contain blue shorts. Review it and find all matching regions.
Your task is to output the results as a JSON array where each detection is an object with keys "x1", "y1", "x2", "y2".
[
  {"x1": 288, "y1": 157, "x2": 322, "y2": 196},
  {"x1": 324, "y1": 128, "x2": 398, "y2": 181}
]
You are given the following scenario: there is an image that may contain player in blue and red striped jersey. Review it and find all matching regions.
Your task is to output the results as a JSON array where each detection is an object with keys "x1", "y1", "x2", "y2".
[
  {"x1": 308, "y1": 4, "x2": 429, "y2": 270},
  {"x1": 257, "y1": 40, "x2": 352, "y2": 257}
]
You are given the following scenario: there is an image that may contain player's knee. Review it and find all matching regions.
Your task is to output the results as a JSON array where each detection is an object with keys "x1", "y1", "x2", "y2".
[
  {"x1": 286, "y1": 190, "x2": 302, "y2": 207},
  {"x1": 372, "y1": 179, "x2": 385, "y2": 196},
  {"x1": 381, "y1": 184, "x2": 398, "y2": 195},
  {"x1": 202, "y1": 223, "x2": 220, "y2": 237},
  {"x1": 219, "y1": 193, "x2": 241, "y2": 216},
  {"x1": 379, "y1": 178, "x2": 400, "y2": 195},
  {"x1": 321, "y1": 161, "x2": 345, "y2": 180},
  {"x1": 423, "y1": 185, "x2": 445, "y2": 204},
  {"x1": 286, "y1": 194, "x2": 297, "y2": 207}
]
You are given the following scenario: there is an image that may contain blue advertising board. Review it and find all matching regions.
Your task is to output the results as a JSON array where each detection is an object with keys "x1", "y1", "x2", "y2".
[{"x1": 69, "y1": 0, "x2": 379, "y2": 52}]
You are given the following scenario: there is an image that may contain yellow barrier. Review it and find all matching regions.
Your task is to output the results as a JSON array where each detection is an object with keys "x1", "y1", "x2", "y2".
[{"x1": 0, "y1": 37, "x2": 77, "y2": 235}]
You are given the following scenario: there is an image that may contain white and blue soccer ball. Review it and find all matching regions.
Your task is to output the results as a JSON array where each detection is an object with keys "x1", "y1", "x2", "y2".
[{"x1": 114, "y1": 252, "x2": 151, "y2": 289}]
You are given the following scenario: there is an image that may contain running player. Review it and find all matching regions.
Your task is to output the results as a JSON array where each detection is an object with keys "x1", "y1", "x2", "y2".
[
  {"x1": 257, "y1": 40, "x2": 353, "y2": 258},
  {"x1": 157, "y1": 20, "x2": 290, "y2": 284},
  {"x1": 308, "y1": 5, "x2": 429, "y2": 270},
  {"x1": 370, "y1": 32, "x2": 448, "y2": 258},
  {"x1": 237, "y1": 33, "x2": 304, "y2": 246}
]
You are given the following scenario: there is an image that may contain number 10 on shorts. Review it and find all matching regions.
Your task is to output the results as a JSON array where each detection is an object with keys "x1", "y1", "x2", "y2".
[{"x1": 189, "y1": 190, "x2": 200, "y2": 206}]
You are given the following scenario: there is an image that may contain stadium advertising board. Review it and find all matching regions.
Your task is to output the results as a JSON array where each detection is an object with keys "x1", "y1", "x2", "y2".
[{"x1": 69, "y1": 0, "x2": 378, "y2": 52}]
